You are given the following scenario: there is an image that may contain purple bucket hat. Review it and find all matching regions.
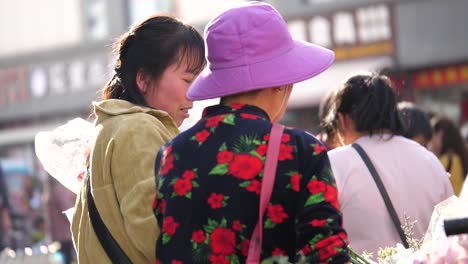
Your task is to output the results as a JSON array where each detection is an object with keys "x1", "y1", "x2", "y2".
[{"x1": 187, "y1": 1, "x2": 335, "y2": 100}]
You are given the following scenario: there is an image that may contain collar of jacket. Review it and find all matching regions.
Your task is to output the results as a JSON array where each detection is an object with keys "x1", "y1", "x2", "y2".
[
  {"x1": 202, "y1": 103, "x2": 270, "y2": 121},
  {"x1": 93, "y1": 99, "x2": 179, "y2": 132}
]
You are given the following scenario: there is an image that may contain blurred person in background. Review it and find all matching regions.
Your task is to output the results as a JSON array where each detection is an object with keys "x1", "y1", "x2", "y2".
[
  {"x1": 397, "y1": 101, "x2": 433, "y2": 147},
  {"x1": 30, "y1": 216, "x2": 46, "y2": 245},
  {"x1": 9, "y1": 175, "x2": 44, "y2": 248},
  {"x1": 0, "y1": 165, "x2": 12, "y2": 250},
  {"x1": 152, "y1": 2, "x2": 349, "y2": 263},
  {"x1": 317, "y1": 89, "x2": 342, "y2": 150},
  {"x1": 429, "y1": 117, "x2": 468, "y2": 196},
  {"x1": 48, "y1": 177, "x2": 75, "y2": 264},
  {"x1": 71, "y1": 15, "x2": 206, "y2": 263},
  {"x1": 326, "y1": 72, "x2": 453, "y2": 255}
]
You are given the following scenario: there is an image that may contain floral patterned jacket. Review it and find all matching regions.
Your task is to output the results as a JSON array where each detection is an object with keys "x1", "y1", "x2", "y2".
[{"x1": 153, "y1": 103, "x2": 349, "y2": 263}]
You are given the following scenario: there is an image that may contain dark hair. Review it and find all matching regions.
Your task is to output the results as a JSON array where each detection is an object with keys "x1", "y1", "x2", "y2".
[
  {"x1": 397, "y1": 101, "x2": 433, "y2": 140},
  {"x1": 432, "y1": 117, "x2": 468, "y2": 178},
  {"x1": 319, "y1": 89, "x2": 337, "y2": 136},
  {"x1": 334, "y1": 73, "x2": 403, "y2": 136},
  {"x1": 102, "y1": 15, "x2": 206, "y2": 106}
]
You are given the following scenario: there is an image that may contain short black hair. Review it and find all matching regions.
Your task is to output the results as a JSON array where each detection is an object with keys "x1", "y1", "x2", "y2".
[
  {"x1": 397, "y1": 101, "x2": 433, "y2": 140},
  {"x1": 334, "y1": 72, "x2": 404, "y2": 136}
]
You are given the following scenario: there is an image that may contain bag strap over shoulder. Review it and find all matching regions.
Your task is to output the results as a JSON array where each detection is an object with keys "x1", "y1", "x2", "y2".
[
  {"x1": 351, "y1": 143, "x2": 410, "y2": 248},
  {"x1": 87, "y1": 174, "x2": 133, "y2": 264},
  {"x1": 246, "y1": 123, "x2": 285, "y2": 263}
]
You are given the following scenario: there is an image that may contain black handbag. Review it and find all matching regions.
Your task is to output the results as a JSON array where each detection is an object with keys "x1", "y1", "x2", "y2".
[
  {"x1": 352, "y1": 143, "x2": 410, "y2": 248},
  {"x1": 87, "y1": 174, "x2": 133, "y2": 264}
]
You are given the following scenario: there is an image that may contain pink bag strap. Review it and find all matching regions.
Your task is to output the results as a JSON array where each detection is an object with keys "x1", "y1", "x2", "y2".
[{"x1": 246, "y1": 123, "x2": 285, "y2": 263}]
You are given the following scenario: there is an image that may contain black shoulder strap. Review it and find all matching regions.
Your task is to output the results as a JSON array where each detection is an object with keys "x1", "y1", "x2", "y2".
[
  {"x1": 87, "y1": 174, "x2": 132, "y2": 264},
  {"x1": 352, "y1": 143, "x2": 410, "y2": 248}
]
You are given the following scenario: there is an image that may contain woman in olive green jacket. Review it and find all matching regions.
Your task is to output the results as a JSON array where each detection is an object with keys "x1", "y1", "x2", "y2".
[{"x1": 71, "y1": 15, "x2": 206, "y2": 263}]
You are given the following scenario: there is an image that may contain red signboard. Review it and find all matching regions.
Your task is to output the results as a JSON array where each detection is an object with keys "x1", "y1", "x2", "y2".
[{"x1": 412, "y1": 64, "x2": 468, "y2": 90}]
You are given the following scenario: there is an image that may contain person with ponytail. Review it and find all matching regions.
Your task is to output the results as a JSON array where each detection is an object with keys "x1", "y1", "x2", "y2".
[
  {"x1": 429, "y1": 116, "x2": 468, "y2": 196},
  {"x1": 326, "y1": 72, "x2": 453, "y2": 255},
  {"x1": 71, "y1": 15, "x2": 206, "y2": 263}
]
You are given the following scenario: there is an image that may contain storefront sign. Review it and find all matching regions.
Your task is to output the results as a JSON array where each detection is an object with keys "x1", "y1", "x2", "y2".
[
  {"x1": 412, "y1": 64, "x2": 468, "y2": 90},
  {"x1": 0, "y1": 55, "x2": 110, "y2": 108},
  {"x1": 287, "y1": 3, "x2": 395, "y2": 61}
]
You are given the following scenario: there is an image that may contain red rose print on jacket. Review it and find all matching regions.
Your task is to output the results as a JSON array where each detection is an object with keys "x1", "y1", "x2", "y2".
[
  {"x1": 206, "y1": 115, "x2": 225, "y2": 128},
  {"x1": 256, "y1": 144, "x2": 267, "y2": 156},
  {"x1": 232, "y1": 220, "x2": 243, "y2": 232},
  {"x1": 161, "y1": 155, "x2": 175, "y2": 175},
  {"x1": 209, "y1": 227, "x2": 236, "y2": 255},
  {"x1": 266, "y1": 204, "x2": 289, "y2": 227},
  {"x1": 152, "y1": 196, "x2": 158, "y2": 210},
  {"x1": 315, "y1": 234, "x2": 346, "y2": 261},
  {"x1": 278, "y1": 144, "x2": 294, "y2": 161},
  {"x1": 307, "y1": 179, "x2": 327, "y2": 194},
  {"x1": 245, "y1": 180, "x2": 261, "y2": 195},
  {"x1": 209, "y1": 254, "x2": 229, "y2": 264},
  {"x1": 160, "y1": 199, "x2": 166, "y2": 214},
  {"x1": 208, "y1": 193, "x2": 228, "y2": 209},
  {"x1": 191, "y1": 230, "x2": 206, "y2": 244},
  {"x1": 217, "y1": 150, "x2": 234, "y2": 164},
  {"x1": 195, "y1": 130, "x2": 210, "y2": 143},
  {"x1": 290, "y1": 173, "x2": 301, "y2": 192},
  {"x1": 240, "y1": 239, "x2": 250, "y2": 256},
  {"x1": 163, "y1": 216, "x2": 179, "y2": 236},
  {"x1": 161, "y1": 216, "x2": 180, "y2": 244},
  {"x1": 174, "y1": 178, "x2": 192, "y2": 196},
  {"x1": 272, "y1": 247, "x2": 286, "y2": 256},
  {"x1": 230, "y1": 103, "x2": 245, "y2": 110},
  {"x1": 312, "y1": 143, "x2": 326, "y2": 155},
  {"x1": 324, "y1": 184, "x2": 339, "y2": 210},
  {"x1": 182, "y1": 170, "x2": 196, "y2": 180},
  {"x1": 228, "y1": 154, "x2": 263, "y2": 180},
  {"x1": 240, "y1": 113, "x2": 259, "y2": 120},
  {"x1": 310, "y1": 219, "x2": 328, "y2": 227},
  {"x1": 301, "y1": 244, "x2": 312, "y2": 255},
  {"x1": 281, "y1": 133, "x2": 290, "y2": 143}
]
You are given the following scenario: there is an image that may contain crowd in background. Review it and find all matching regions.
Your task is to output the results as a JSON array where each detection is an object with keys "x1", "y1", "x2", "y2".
[{"x1": 0, "y1": 1, "x2": 468, "y2": 263}]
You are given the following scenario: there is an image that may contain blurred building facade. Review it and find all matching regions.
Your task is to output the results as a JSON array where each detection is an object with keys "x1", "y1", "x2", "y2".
[
  {"x1": 0, "y1": 0, "x2": 174, "y2": 249},
  {"x1": 264, "y1": 0, "x2": 468, "y2": 132}
]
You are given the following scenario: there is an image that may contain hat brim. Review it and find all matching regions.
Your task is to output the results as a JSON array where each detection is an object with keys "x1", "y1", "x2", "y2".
[{"x1": 187, "y1": 40, "x2": 335, "y2": 100}]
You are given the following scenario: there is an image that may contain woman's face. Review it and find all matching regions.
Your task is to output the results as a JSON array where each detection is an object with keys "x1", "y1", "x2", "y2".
[{"x1": 144, "y1": 61, "x2": 197, "y2": 127}]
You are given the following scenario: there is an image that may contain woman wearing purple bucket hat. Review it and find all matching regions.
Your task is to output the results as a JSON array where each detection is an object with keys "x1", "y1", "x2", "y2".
[{"x1": 152, "y1": 2, "x2": 349, "y2": 263}]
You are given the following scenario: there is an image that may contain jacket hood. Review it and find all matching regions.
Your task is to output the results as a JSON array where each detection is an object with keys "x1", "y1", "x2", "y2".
[{"x1": 93, "y1": 99, "x2": 178, "y2": 128}]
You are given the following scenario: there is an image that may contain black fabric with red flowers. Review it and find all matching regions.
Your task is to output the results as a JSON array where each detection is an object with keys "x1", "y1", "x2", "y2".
[{"x1": 153, "y1": 103, "x2": 349, "y2": 263}]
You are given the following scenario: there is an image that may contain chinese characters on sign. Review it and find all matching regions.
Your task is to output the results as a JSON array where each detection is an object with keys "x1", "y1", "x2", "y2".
[
  {"x1": 287, "y1": 4, "x2": 394, "y2": 61},
  {"x1": 0, "y1": 56, "x2": 110, "y2": 107},
  {"x1": 412, "y1": 64, "x2": 468, "y2": 90}
]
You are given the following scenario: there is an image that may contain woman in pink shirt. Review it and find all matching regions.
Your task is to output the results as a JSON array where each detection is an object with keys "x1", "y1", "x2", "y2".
[{"x1": 326, "y1": 73, "x2": 453, "y2": 255}]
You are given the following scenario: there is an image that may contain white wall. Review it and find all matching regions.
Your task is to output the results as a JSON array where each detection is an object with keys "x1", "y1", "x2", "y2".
[
  {"x1": 0, "y1": 0, "x2": 82, "y2": 58},
  {"x1": 177, "y1": 0, "x2": 247, "y2": 23}
]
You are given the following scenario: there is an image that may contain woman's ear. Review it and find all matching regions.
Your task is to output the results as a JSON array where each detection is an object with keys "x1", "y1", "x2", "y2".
[
  {"x1": 136, "y1": 69, "x2": 151, "y2": 95},
  {"x1": 274, "y1": 86, "x2": 284, "y2": 92},
  {"x1": 274, "y1": 84, "x2": 293, "y2": 92}
]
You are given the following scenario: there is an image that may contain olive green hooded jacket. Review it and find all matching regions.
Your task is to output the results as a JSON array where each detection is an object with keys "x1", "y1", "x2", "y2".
[{"x1": 72, "y1": 99, "x2": 179, "y2": 263}]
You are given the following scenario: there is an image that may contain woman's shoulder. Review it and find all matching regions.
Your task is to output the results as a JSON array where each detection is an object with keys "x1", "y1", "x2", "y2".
[{"x1": 327, "y1": 144, "x2": 354, "y2": 157}]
